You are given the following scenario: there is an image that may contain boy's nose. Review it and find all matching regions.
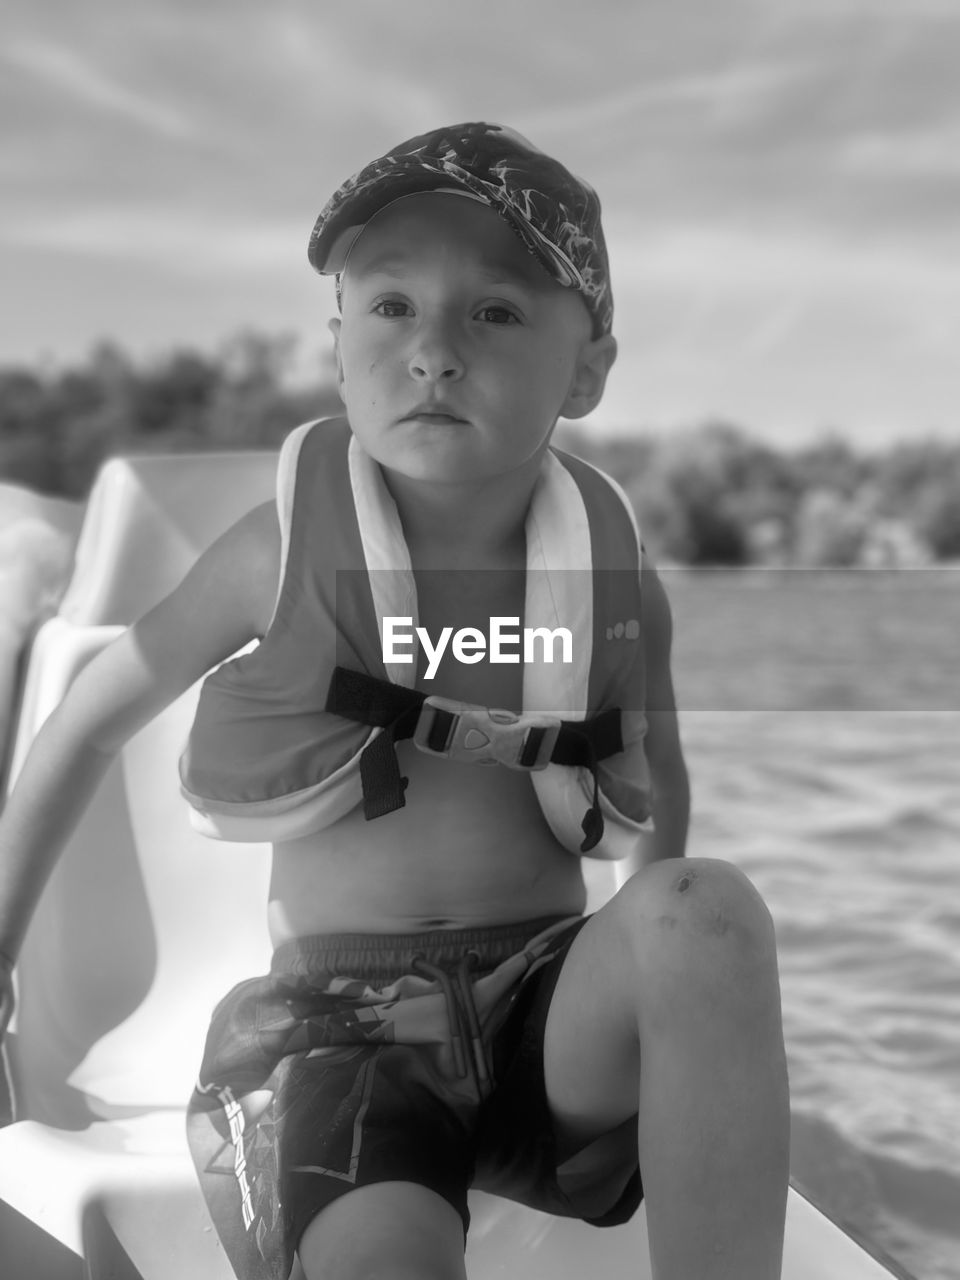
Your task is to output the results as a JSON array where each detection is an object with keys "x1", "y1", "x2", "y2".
[{"x1": 408, "y1": 326, "x2": 464, "y2": 382}]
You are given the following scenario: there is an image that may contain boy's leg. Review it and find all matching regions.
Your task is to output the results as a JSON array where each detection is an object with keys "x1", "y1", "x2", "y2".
[
  {"x1": 298, "y1": 1182, "x2": 467, "y2": 1280},
  {"x1": 543, "y1": 856, "x2": 790, "y2": 1280}
]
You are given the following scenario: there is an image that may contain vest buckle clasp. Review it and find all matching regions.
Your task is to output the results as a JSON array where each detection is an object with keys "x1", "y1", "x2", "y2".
[{"x1": 413, "y1": 696, "x2": 561, "y2": 771}]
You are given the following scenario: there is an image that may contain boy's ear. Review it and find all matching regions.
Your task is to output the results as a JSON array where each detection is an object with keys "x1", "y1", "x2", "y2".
[
  {"x1": 328, "y1": 317, "x2": 346, "y2": 401},
  {"x1": 561, "y1": 334, "x2": 618, "y2": 420}
]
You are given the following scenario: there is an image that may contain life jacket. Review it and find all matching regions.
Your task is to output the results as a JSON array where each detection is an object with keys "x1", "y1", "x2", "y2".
[{"x1": 179, "y1": 417, "x2": 653, "y2": 859}]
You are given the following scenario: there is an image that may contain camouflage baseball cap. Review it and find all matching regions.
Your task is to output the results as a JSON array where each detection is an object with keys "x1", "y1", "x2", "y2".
[{"x1": 308, "y1": 122, "x2": 613, "y2": 337}]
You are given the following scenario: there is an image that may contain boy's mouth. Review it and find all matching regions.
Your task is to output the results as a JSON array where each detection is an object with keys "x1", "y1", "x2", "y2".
[{"x1": 401, "y1": 404, "x2": 468, "y2": 425}]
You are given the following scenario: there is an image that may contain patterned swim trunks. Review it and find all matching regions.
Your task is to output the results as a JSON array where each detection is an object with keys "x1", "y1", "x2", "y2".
[{"x1": 186, "y1": 914, "x2": 641, "y2": 1280}]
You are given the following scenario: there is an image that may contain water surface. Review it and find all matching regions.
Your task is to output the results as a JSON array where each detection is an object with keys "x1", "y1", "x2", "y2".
[{"x1": 667, "y1": 570, "x2": 960, "y2": 1280}]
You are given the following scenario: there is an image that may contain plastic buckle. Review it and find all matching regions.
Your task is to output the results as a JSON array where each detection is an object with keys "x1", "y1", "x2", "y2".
[{"x1": 413, "y1": 696, "x2": 560, "y2": 771}]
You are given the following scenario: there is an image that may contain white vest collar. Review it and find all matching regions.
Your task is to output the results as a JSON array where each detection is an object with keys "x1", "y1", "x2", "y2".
[{"x1": 347, "y1": 436, "x2": 594, "y2": 717}]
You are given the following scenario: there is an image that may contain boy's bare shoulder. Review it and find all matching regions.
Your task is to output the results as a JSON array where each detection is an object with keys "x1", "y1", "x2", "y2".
[
  {"x1": 135, "y1": 495, "x2": 280, "y2": 652},
  {"x1": 204, "y1": 499, "x2": 281, "y2": 638},
  {"x1": 68, "y1": 501, "x2": 281, "y2": 755},
  {"x1": 154, "y1": 497, "x2": 281, "y2": 641}
]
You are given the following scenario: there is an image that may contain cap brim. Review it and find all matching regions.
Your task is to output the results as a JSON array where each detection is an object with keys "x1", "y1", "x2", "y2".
[
  {"x1": 309, "y1": 171, "x2": 492, "y2": 275},
  {"x1": 315, "y1": 189, "x2": 489, "y2": 276}
]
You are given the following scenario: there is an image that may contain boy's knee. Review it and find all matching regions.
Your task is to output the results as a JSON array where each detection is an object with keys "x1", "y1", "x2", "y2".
[
  {"x1": 301, "y1": 1235, "x2": 462, "y2": 1280},
  {"x1": 298, "y1": 1183, "x2": 465, "y2": 1280},
  {"x1": 612, "y1": 857, "x2": 778, "y2": 991},
  {"x1": 304, "y1": 1262, "x2": 457, "y2": 1280}
]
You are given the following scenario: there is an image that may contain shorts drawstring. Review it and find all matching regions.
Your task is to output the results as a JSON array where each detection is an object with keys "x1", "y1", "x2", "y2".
[
  {"x1": 455, "y1": 952, "x2": 491, "y2": 1092},
  {"x1": 411, "y1": 951, "x2": 492, "y2": 1098}
]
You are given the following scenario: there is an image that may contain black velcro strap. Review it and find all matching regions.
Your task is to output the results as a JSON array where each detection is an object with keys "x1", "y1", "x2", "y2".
[
  {"x1": 326, "y1": 665, "x2": 424, "y2": 726},
  {"x1": 553, "y1": 707, "x2": 623, "y2": 768},
  {"x1": 425, "y1": 708, "x2": 455, "y2": 753},
  {"x1": 357, "y1": 714, "x2": 414, "y2": 820},
  {"x1": 325, "y1": 667, "x2": 624, "y2": 849},
  {"x1": 519, "y1": 727, "x2": 547, "y2": 769},
  {"x1": 553, "y1": 709, "x2": 623, "y2": 854},
  {"x1": 326, "y1": 668, "x2": 424, "y2": 820}
]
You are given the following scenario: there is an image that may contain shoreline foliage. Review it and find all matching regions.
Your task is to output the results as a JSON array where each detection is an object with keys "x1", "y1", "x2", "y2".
[{"x1": 2, "y1": 334, "x2": 958, "y2": 566}]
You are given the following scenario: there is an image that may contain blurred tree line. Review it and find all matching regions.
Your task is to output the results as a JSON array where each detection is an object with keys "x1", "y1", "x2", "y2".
[
  {"x1": 0, "y1": 332, "x2": 342, "y2": 499},
  {"x1": 2, "y1": 333, "x2": 958, "y2": 566},
  {"x1": 559, "y1": 420, "x2": 960, "y2": 566}
]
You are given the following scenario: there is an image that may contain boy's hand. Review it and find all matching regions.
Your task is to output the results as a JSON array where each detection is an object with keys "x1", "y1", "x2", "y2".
[{"x1": 0, "y1": 950, "x2": 14, "y2": 1041}]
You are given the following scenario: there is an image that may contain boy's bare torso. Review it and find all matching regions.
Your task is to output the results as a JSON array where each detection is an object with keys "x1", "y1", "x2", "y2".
[{"x1": 264, "y1": 516, "x2": 585, "y2": 945}]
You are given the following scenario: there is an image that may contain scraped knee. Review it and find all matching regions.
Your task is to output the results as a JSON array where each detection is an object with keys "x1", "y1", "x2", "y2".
[
  {"x1": 673, "y1": 868, "x2": 696, "y2": 894},
  {"x1": 614, "y1": 857, "x2": 777, "y2": 958},
  {"x1": 611, "y1": 859, "x2": 781, "y2": 1036}
]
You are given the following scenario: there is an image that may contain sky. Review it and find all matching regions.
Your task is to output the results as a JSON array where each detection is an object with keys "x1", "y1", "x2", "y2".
[{"x1": 2, "y1": 0, "x2": 959, "y2": 447}]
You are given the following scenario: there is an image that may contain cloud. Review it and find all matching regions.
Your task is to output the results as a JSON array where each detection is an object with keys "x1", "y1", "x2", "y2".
[
  {"x1": 611, "y1": 222, "x2": 960, "y2": 298},
  {"x1": 4, "y1": 39, "x2": 193, "y2": 139},
  {"x1": 765, "y1": 0, "x2": 959, "y2": 17},
  {"x1": 839, "y1": 121, "x2": 960, "y2": 178},
  {"x1": 0, "y1": 207, "x2": 303, "y2": 274},
  {"x1": 519, "y1": 57, "x2": 812, "y2": 146}
]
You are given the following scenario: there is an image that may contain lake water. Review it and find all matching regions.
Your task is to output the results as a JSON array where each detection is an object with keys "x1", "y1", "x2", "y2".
[{"x1": 665, "y1": 569, "x2": 960, "y2": 1280}]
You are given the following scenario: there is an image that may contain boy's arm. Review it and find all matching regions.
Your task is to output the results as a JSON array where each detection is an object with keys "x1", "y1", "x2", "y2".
[
  {"x1": 0, "y1": 500, "x2": 279, "y2": 1034},
  {"x1": 621, "y1": 554, "x2": 690, "y2": 879}
]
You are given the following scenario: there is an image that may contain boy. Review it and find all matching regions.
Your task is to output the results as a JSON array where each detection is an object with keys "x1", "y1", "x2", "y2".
[{"x1": 0, "y1": 123, "x2": 789, "y2": 1279}]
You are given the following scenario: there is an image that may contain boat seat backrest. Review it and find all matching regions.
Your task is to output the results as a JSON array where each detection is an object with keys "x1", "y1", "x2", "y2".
[
  {"x1": 59, "y1": 450, "x2": 278, "y2": 626},
  {"x1": 7, "y1": 451, "x2": 279, "y2": 1125}
]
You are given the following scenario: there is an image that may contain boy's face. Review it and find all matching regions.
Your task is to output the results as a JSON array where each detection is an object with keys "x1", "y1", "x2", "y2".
[{"x1": 330, "y1": 193, "x2": 615, "y2": 486}]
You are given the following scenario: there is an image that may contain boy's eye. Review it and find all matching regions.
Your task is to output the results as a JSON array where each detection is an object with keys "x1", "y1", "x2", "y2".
[
  {"x1": 477, "y1": 304, "x2": 519, "y2": 325},
  {"x1": 374, "y1": 299, "x2": 412, "y2": 318}
]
